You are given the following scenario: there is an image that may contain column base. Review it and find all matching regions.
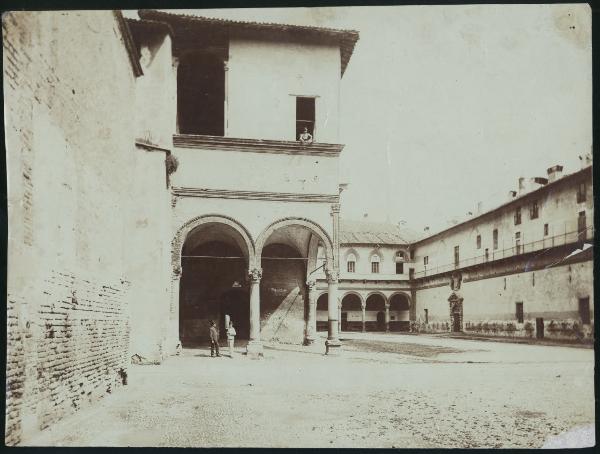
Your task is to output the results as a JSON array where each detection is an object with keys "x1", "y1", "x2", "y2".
[
  {"x1": 303, "y1": 336, "x2": 316, "y2": 346},
  {"x1": 245, "y1": 340, "x2": 264, "y2": 359},
  {"x1": 168, "y1": 337, "x2": 183, "y2": 356},
  {"x1": 325, "y1": 339, "x2": 342, "y2": 355}
]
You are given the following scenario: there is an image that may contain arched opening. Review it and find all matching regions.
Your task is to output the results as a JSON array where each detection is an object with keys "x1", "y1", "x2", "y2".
[
  {"x1": 256, "y1": 220, "x2": 333, "y2": 344},
  {"x1": 389, "y1": 293, "x2": 410, "y2": 332},
  {"x1": 259, "y1": 243, "x2": 306, "y2": 342},
  {"x1": 341, "y1": 293, "x2": 362, "y2": 332},
  {"x1": 316, "y1": 293, "x2": 328, "y2": 332},
  {"x1": 365, "y1": 293, "x2": 386, "y2": 331},
  {"x1": 179, "y1": 222, "x2": 250, "y2": 346},
  {"x1": 177, "y1": 53, "x2": 225, "y2": 136}
]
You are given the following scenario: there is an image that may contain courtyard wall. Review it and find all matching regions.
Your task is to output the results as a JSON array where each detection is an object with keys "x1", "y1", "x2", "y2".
[{"x1": 4, "y1": 11, "x2": 170, "y2": 444}]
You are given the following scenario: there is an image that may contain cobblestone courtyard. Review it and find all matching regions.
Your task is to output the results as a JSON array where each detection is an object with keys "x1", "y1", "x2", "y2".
[{"x1": 24, "y1": 334, "x2": 594, "y2": 448}]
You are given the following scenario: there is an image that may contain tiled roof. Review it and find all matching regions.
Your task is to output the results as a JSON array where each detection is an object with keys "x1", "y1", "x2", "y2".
[
  {"x1": 340, "y1": 220, "x2": 421, "y2": 245},
  {"x1": 137, "y1": 9, "x2": 359, "y2": 76}
]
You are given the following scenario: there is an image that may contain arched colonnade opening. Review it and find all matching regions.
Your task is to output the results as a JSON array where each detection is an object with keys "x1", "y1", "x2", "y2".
[{"x1": 174, "y1": 215, "x2": 340, "y2": 353}]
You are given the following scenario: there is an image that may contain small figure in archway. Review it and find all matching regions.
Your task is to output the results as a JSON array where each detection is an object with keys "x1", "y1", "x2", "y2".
[
  {"x1": 298, "y1": 127, "x2": 313, "y2": 145},
  {"x1": 226, "y1": 320, "x2": 237, "y2": 358},
  {"x1": 209, "y1": 320, "x2": 221, "y2": 357}
]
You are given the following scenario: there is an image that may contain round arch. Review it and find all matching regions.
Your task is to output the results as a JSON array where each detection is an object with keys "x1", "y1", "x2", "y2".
[
  {"x1": 341, "y1": 291, "x2": 364, "y2": 306},
  {"x1": 368, "y1": 248, "x2": 384, "y2": 263},
  {"x1": 343, "y1": 247, "x2": 361, "y2": 262},
  {"x1": 255, "y1": 217, "x2": 334, "y2": 269},
  {"x1": 172, "y1": 214, "x2": 256, "y2": 272},
  {"x1": 365, "y1": 291, "x2": 388, "y2": 305},
  {"x1": 388, "y1": 291, "x2": 412, "y2": 309}
]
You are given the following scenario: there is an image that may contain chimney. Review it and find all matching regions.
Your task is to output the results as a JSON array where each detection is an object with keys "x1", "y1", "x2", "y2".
[
  {"x1": 579, "y1": 153, "x2": 592, "y2": 169},
  {"x1": 517, "y1": 177, "x2": 527, "y2": 195},
  {"x1": 424, "y1": 226, "x2": 430, "y2": 232},
  {"x1": 546, "y1": 165, "x2": 563, "y2": 183},
  {"x1": 508, "y1": 190, "x2": 517, "y2": 201},
  {"x1": 476, "y1": 201, "x2": 484, "y2": 215}
]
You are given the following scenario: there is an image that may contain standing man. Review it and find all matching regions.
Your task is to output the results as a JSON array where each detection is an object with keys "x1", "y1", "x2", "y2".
[
  {"x1": 226, "y1": 320, "x2": 237, "y2": 358},
  {"x1": 209, "y1": 320, "x2": 220, "y2": 357}
]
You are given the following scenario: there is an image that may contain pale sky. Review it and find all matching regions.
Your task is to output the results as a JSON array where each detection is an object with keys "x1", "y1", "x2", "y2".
[{"x1": 133, "y1": 5, "x2": 592, "y2": 232}]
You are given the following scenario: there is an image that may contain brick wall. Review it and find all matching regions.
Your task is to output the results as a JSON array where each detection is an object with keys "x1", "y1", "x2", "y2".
[{"x1": 4, "y1": 11, "x2": 142, "y2": 445}]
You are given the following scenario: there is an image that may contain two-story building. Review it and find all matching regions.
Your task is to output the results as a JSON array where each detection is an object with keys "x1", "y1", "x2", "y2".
[{"x1": 127, "y1": 10, "x2": 360, "y2": 356}]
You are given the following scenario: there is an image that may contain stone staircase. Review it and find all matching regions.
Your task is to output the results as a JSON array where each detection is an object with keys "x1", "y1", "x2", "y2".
[{"x1": 260, "y1": 287, "x2": 305, "y2": 344}]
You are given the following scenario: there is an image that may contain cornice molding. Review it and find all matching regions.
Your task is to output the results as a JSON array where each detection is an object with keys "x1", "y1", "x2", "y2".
[
  {"x1": 172, "y1": 187, "x2": 340, "y2": 204},
  {"x1": 173, "y1": 134, "x2": 344, "y2": 157}
]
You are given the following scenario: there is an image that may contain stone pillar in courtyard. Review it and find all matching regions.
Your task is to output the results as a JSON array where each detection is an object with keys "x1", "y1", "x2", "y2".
[
  {"x1": 385, "y1": 301, "x2": 390, "y2": 333},
  {"x1": 169, "y1": 266, "x2": 182, "y2": 355},
  {"x1": 361, "y1": 301, "x2": 366, "y2": 333},
  {"x1": 305, "y1": 280, "x2": 317, "y2": 345},
  {"x1": 325, "y1": 269, "x2": 341, "y2": 355},
  {"x1": 247, "y1": 268, "x2": 264, "y2": 357}
]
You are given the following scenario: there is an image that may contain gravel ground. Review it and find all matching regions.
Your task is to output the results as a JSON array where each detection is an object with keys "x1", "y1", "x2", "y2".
[{"x1": 24, "y1": 333, "x2": 595, "y2": 448}]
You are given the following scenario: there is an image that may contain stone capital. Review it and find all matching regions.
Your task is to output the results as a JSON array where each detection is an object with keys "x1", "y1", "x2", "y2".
[
  {"x1": 325, "y1": 269, "x2": 339, "y2": 284},
  {"x1": 306, "y1": 280, "x2": 317, "y2": 290},
  {"x1": 330, "y1": 203, "x2": 341, "y2": 215},
  {"x1": 248, "y1": 268, "x2": 262, "y2": 283},
  {"x1": 172, "y1": 266, "x2": 182, "y2": 277}
]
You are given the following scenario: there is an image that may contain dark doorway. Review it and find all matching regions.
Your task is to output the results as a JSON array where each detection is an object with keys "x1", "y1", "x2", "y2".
[
  {"x1": 316, "y1": 293, "x2": 328, "y2": 331},
  {"x1": 341, "y1": 312, "x2": 348, "y2": 331},
  {"x1": 179, "y1": 223, "x2": 249, "y2": 346},
  {"x1": 536, "y1": 317, "x2": 544, "y2": 339},
  {"x1": 178, "y1": 53, "x2": 225, "y2": 136},
  {"x1": 376, "y1": 311, "x2": 385, "y2": 331},
  {"x1": 220, "y1": 289, "x2": 249, "y2": 340}
]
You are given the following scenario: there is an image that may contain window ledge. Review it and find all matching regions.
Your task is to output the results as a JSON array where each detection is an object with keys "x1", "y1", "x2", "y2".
[{"x1": 173, "y1": 134, "x2": 344, "y2": 157}]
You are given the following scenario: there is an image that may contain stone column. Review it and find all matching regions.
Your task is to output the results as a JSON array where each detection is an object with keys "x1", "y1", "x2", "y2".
[
  {"x1": 338, "y1": 300, "x2": 342, "y2": 334},
  {"x1": 172, "y1": 57, "x2": 180, "y2": 134},
  {"x1": 325, "y1": 270, "x2": 341, "y2": 355},
  {"x1": 223, "y1": 60, "x2": 229, "y2": 136},
  {"x1": 361, "y1": 302, "x2": 366, "y2": 333},
  {"x1": 385, "y1": 301, "x2": 390, "y2": 333},
  {"x1": 169, "y1": 266, "x2": 182, "y2": 355},
  {"x1": 305, "y1": 280, "x2": 317, "y2": 345},
  {"x1": 246, "y1": 268, "x2": 263, "y2": 358}
]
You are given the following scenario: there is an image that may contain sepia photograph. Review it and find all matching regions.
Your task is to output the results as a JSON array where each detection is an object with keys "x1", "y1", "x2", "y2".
[{"x1": 3, "y1": 3, "x2": 595, "y2": 448}]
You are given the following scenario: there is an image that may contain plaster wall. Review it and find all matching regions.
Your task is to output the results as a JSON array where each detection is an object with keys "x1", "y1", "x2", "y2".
[
  {"x1": 3, "y1": 11, "x2": 153, "y2": 445},
  {"x1": 415, "y1": 260, "x2": 593, "y2": 324},
  {"x1": 171, "y1": 146, "x2": 340, "y2": 196},
  {"x1": 413, "y1": 170, "x2": 593, "y2": 276},
  {"x1": 227, "y1": 35, "x2": 341, "y2": 143},
  {"x1": 134, "y1": 32, "x2": 177, "y2": 148}
]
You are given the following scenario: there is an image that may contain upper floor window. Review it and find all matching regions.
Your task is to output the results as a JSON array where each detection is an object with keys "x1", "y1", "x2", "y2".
[
  {"x1": 515, "y1": 232, "x2": 521, "y2": 254},
  {"x1": 454, "y1": 246, "x2": 460, "y2": 267},
  {"x1": 530, "y1": 200, "x2": 539, "y2": 219},
  {"x1": 493, "y1": 229, "x2": 498, "y2": 250},
  {"x1": 544, "y1": 223, "x2": 549, "y2": 236},
  {"x1": 177, "y1": 53, "x2": 225, "y2": 136},
  {"x1": 396, "y1": 251, "x2": 406, "y2": 261},
  {"x1": 371, "y1": 255, "x2": 380, "y2": 274},
  {"x1": 424, "y1": 256, "x2": 429, "y2": 266},
  {"x1": 296, "y1": 97, "x2": 315, "y2": 143},
  {"x1": 578, "y1": 211, "x2": 587, "y2": 240},
  {"x1": 476, "y1": 234, "x2": 481, "y2": 249},
  {"x1": 577, "y1": 182, "x2": 586, "y2": 203},
  {"x1": 395, "y1": 262, "x2": 404, "y2": 274},
  {"x1": 514, "y1": 207, "x2": 521, "y2": 225},
  {"x1": 347, "y1": 253, "x2": 356, "y2": 273}
]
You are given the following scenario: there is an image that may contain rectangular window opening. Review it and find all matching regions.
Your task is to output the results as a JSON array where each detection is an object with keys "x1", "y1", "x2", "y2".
[
  {"x1": 577, "y1": 182, "x2": 586, "y2": 203},
  {"x1": 296, "y1": 97, "x2": 315, "y2": 142},
  {"x1": 514, "y1": 207, "x2": 521, "y2": 225},
  {"x1": 544, "y1": 223, "x2": 549, "y2": 236},
  {"x1": 454, "y1": 246, "x2": 460, "y2": 267},
  {"x1": 347, "y1": 261, "x2": 355, "y2": 273},
  {"x1": 371, "y1": 262, "x2": 379, "y2": 274},
  {"x1": 424, "y1": 309, "x2": 429, "y2": 324},
  {"x1": 396, "y1": 262, "x2": 404, "y2": 274},
  {"x1": 424, "y1": 256, "x2": 429, "y2": 266},
  {"x1": 493, "y1": 229, "x2": 498, "y2": 250},
  {"x1": 578, "y1": 211, "x2": 587, "y2": 240},
  {"x1": 516, "y1": 302, "x2": 524, "y2": 323},
  {"x1": 530, "y1": 200, "x2": 539, "y2": 219},
  {"x1": 579, "y1": 297, "x2": 590, "y2": 324}
]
